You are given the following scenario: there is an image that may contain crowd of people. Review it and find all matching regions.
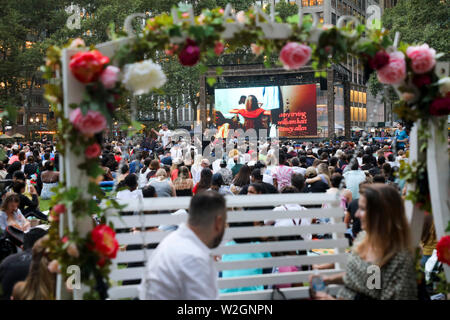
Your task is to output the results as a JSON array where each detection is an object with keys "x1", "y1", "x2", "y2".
[{"x1": 0, "y1": 121, "x2": 441, "y2": 300}]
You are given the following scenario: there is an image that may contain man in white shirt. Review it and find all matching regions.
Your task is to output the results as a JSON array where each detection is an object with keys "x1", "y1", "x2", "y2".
[
  {"x1": 152, "y1": 123, "x2": 172, "y2": 150},
  {"x1": 116, "y1": 174, "x2": 143, "y2": 200},
  {"x1": 139, "y1": 191, "x2": 227, "y2": 300}
]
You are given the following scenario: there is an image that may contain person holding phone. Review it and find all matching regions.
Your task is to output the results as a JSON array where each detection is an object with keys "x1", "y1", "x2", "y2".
[{"x1": 309, "y1": 184, "x2": 418, "y2": 300}]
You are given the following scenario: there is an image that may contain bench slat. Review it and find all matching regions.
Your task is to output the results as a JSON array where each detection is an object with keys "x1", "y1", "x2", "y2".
[
  {"x1": 114, "y1": 239, "x2": 349, "y2": 263},
  {"x1": 219, "y1": 284, "x2": 341, "y2": 300},
  {"x1": 107, "y1": 284, "x2": 342, "y2": 300},
  {"x1": 215, "y1": 254, "x2": 347, "y2": 271},
  {"x1": 109, "y1": 207, "x2": 344, "y2": 229},
  {"x1": 217, "y1": 269, "x2": 343, "y2": 289},
  {"x1": 112, "y1": 193, "x2": 340, "y2": 212},
  {"x1": 115, "y1": 223, "x2": 347, "y2": 244}
]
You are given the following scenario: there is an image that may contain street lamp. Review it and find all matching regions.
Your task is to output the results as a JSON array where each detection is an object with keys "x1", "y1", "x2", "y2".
[{"x1": 30, "y1": 118, "x2": 34, "y2": 123}]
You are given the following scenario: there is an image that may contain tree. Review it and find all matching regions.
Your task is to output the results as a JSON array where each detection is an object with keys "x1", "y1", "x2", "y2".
[
  {"x1": 0, "y1": 1, "x2": 72, "y2": 132},
  {"x1": 368, "y1": 0, "x2": 450, "y2": 97},
  {"x1": 265, "y1": 0, "x2": 298, "y2": 22}
]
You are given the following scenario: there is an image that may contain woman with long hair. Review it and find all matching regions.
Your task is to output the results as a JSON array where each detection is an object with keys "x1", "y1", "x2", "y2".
[
  {"x1": 230, "y1": 165, "x2": 251, "y2": 195},
  {"x1": 146, "y1": 159, "x2": 160, "y2": 182},
  {"x1": 306, "y1": 162, "x2": 332, "y2": 186},
  {"x1": 229, "y1": 95, "x2": 270, "y2": 130},
  {"x1": 138, "y1": 158, "x2": 153, "y2": 188},
  {"x1": 12, "y1": 236, "x2": 56, "y2": 300},
  {"x1": 310, "y1": 184, "x2": 418, "y2": 300},
  {"x1": 0, "y1": 193, "x2": 30, "y2": 232},
  {"x1": 174, "y1": 166, "x2": 194, "y2": 197},
  {"x1": 148, "y1": 168, "x2": 176, "y2": 197},
  {"x1": 193, "y1": 168, "x2": 212, "y2": 195}
]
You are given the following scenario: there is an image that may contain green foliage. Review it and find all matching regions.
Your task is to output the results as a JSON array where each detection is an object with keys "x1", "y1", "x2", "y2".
[{"x1": 368, "y1": 0, "x2": 450, "y2": 97}]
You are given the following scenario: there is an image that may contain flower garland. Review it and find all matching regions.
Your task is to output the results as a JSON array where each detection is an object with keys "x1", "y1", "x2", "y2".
[{"x1": 42, "y1": 5, "x2": 450, "y2": 299}]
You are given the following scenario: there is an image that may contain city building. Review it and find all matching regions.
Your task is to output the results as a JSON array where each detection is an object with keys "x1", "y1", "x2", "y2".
[{"x1": 193, "y1": 0, "x2": 385, "y2": 139}]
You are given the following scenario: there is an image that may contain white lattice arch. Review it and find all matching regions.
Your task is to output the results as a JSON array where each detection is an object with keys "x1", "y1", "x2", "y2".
[{"x1": 57, "y1": 5, "x2": 449, "y2": 299}]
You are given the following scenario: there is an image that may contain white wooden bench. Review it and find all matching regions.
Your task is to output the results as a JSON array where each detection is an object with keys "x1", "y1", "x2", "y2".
[{"x1": 106, "y1": 193, "x2": 348, "y2": 300}]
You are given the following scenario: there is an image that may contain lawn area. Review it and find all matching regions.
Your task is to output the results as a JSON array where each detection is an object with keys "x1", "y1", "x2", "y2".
[{"x1": 39, "y1": 198, "x2": 51, "y2": 212}]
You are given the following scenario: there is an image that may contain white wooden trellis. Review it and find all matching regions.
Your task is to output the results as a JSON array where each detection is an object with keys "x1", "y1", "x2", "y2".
[{"x1": 58, "y1": 1, "x2": 450, "y2": 299}]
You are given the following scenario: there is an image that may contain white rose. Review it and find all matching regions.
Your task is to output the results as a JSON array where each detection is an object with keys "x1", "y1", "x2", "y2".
[
  {"x1": 438, "y1": 77, "x2": 450, "y2": 97},
  {"x1": 236, "y1": 11, "x2": 246, "y2": 24},
  {"x1": 122, "y1": 59, "x2": 167, "y2": 95}
]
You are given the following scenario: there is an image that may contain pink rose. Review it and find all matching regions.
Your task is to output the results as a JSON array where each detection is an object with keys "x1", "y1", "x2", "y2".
[
  {"x1": 69, "y1": 107, "x2": 82, "y2": 125},
  {"x1": 376, "y1": 51, "x2": 406, "y2": 85},
  {"x1": 70, "y1": 108, "x2": 107, "y2": 135},
  {"x1": 214, "y1": 42, "x2": 224, "y2": 56},
  {"x1": 48, "y1": 260, "x2": 60, "y2": 273},
  {"x1": 85, "y1": 143, "x2": 102, "y2": 159},
  {"x1": 67, "y1": 243, "x2": 80, "y2": 258},
  {"x1": 406, "y1": 44, "x2": 436, "y2": 74},
  {"x1": 251, "y1": 43, "x2": 263, "y2": 56},
  {"x1": 279, "y1": 42, "x2": 312, "y2": 70},
  {"x1": 69, "y1": 38, "x2": 85, "y2": 49},
  {"x1": 100, "y1": 65, "x2": 120, "y2": 89}
]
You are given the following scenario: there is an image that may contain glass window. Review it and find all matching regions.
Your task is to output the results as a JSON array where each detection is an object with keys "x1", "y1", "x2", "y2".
[{"x1": 332, "y1": 13, "x2": 336, "y2": 25}]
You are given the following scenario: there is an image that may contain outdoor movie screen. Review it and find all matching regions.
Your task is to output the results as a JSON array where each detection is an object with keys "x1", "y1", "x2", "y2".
[{"x1": 214, "y1": 84, "x2": 317, "y2": 138}]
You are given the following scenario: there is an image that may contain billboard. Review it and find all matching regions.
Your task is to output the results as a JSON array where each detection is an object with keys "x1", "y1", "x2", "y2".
[{"x1": 214, "y1": 84, "x2": 317, "y2": 138}]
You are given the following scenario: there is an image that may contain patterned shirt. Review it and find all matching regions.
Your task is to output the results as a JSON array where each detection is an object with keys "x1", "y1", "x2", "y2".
[
  {"x1": 271, "y1": 165, "x2": 293, "y2": 191},
  {"x1": 337, "y1": 233, "x2": 418, "y2": 300}
]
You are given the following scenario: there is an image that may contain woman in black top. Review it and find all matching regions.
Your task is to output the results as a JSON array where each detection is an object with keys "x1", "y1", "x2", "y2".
[
  {"x1": 24, "y1": 156, "x2": 38, "y2": 179},
  {"x1": 12, "y1": 180, "x2": 46, "y2": 220}
]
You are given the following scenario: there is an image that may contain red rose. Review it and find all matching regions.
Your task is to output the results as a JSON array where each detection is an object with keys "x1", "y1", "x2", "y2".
[
  {"x1": 436, "y1": 235, "x2": 450, "y2": 266},
  {"x1": 429, "y1": 97, "x2": 450, "y2": 116},
  {"x1": 412, "y1": 74, "x2": 431, "y2": 88},
  {"x1": 91, "y1": 225, "x2": 119, "y2": 259},
  {"x1": 85, "y1": 143, "x2": 102, "y2": 159},
  {"x1": 178, "y1": 39, "x2": 200, "y2": 66},
  {"x1": 69, "y1": 50, "x2": 110, "y2": 84},
  {"x1": 61, "y1": 236, "x2": 69, "y2": 244},
  {"x1": 369, "y1": 51, "x2": 390, "y2": 70},
  {"x1": 53, "y1": 204, "x2": 66, "y2": 214},
  {"x1": 214, "y1": 41, "x2": 224, "y2": 56},
  {"x1": 97, "y1": 257, "x2": 106, "y2": 268}
]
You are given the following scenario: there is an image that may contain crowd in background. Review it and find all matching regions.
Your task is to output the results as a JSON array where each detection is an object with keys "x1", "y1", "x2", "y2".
[{"x1": 0, "y1": 121, "x2": 441, "y2": 300}]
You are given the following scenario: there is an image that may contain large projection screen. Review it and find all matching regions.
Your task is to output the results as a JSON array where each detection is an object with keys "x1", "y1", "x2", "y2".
[{"x1": 214, "y1": 84, "x2": 317, "y2": 138}]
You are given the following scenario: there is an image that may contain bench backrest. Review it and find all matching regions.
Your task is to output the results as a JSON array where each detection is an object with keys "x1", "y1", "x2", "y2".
[{"x1": 107, "y1": 193, "x2": 348, "y2": 300}]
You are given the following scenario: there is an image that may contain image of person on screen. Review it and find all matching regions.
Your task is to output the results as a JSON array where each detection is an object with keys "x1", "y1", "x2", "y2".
[{"x1": 229, "y1": 95, "x2": 271, "y2": 130}]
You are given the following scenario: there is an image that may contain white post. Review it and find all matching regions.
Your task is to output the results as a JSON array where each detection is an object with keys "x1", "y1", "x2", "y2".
[
  {"x1": 426, "y1": 117, "x2": 450, "y2": 281},
  {"x1": 404, "y1": 122, "x2": 425, "y2": 248}
]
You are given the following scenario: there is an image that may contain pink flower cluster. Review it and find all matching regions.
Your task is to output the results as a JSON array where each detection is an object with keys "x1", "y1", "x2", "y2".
[
  {"x1": 377, "y1": 51, "x2": 406, "y2": 85},
  {"x1": 70, "y1": 108, "x2": 107, "y2": 136},
  {"x1": 279, "y1": 42, "x2": 311, "y2": 70},
  {"x1": 406, "y1": 44, "x2": 436, "y2": 74},
  {"x1": 100, "y1": 66, "x2": 120, "y2": 89}
]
